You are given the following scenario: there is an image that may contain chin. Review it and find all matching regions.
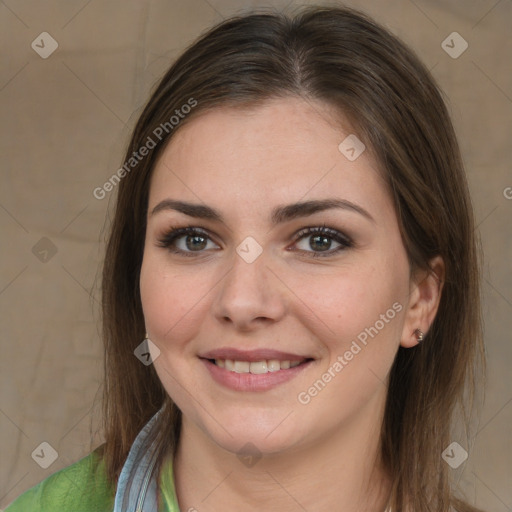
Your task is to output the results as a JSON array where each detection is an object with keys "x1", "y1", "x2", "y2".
[
  {"x1": 215, "y1": 431, "x2": 298, "y2": 459},
  {"x1": 194, "y1": 410, "x2": 307, "y2": 458}
]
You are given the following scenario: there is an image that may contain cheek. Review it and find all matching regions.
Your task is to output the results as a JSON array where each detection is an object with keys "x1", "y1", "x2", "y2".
[
  {"x1": 139, "y1": 252, "x2": 208, "y2": 347},
  {"x1": 308, "y1": 266, "x2": 401, "y2": 332},
  {"x1": 299, "y1": 256, "x2": 407, "y2": 367}
]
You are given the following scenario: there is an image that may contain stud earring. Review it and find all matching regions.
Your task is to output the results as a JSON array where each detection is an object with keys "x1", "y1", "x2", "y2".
[{"x1": 413, "y1": 328, "x2": 424, "y2": 343}]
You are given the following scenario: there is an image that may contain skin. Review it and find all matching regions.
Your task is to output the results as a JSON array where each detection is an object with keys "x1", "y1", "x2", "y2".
[{"x1": 139, "y1": 96, "x2": 444, "y2": 511}]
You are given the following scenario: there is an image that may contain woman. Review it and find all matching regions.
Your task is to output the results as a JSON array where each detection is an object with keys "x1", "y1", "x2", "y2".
[{"x1": 5, "y1": 5, "x2": 485, "y2": 512}]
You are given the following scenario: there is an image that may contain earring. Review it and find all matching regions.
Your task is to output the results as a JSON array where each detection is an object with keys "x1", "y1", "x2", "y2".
[{"x1": 413, "y1": 328, "x2": 424, "y2": 343}]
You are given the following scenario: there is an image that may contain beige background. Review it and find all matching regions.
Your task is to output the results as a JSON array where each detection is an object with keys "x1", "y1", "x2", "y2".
[{"x1": 0, "y1": 0, "x2": 510, "y2": 510}]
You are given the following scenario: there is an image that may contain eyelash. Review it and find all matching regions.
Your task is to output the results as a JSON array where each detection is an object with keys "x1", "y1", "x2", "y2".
[{"x1": 157, "y1": 224, "x2": 353, "y2": 259}]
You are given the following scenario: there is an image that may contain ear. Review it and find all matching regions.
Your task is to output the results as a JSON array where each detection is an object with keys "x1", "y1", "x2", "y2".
[{"x1": 400, "y1": 255, "x2": 445, "y2": 348}]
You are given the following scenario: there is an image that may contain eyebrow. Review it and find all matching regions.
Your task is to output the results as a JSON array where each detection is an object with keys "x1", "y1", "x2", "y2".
[{"x1": 151, "y1": 198, "x2": 375, "y2": 225}]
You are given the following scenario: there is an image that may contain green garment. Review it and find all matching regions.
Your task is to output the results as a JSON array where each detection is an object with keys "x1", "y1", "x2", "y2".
[{"x1": 4, "y1": 445, "x2": 180, "y2": 512}]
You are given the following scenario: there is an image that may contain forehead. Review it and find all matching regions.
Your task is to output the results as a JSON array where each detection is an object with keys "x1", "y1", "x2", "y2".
[{"x1": 148, "y1": 97, "x2": 390, "y2": 223}]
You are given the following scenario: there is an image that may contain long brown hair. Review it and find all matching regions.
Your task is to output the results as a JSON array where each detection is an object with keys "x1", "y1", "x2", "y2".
[{"x1": 101, "y1": 5, "x2": 485, "y2": 510}]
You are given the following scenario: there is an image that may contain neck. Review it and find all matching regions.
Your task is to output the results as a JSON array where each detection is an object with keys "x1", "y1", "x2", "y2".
[{"x1": 173, "y1": 392, "x2": 391, "y2": 512}]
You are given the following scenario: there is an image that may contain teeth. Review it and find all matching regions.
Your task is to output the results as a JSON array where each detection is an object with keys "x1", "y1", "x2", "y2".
[
  {"x1": 267, "y1": 360, "x2": 280, "y2": 372},
  {"x1": 213, "y1": 358, "x2": 306, "y2": 373},
  {"x1": 234, "y1": 361, "x2": 250, "y2": 373},
  {"x1": 250, "y1": 361, "x2": 268, "y2": 374}
]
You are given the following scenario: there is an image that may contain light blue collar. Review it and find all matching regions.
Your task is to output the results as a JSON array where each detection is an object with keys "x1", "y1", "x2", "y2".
[{"x1": 113, "y1": 407, "x2": 165, "y2": 512}]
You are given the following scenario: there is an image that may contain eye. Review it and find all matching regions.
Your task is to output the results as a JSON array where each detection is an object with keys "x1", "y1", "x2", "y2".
[
  {"x1": 157, "y1": 224, "x2": 353, "y2": 258},
  {"x1": 157, "y1": 226, "x2": 220, "y2": 257},
  {"x1": 290, "y1": 225, "x2": 353, "y2": 258}
]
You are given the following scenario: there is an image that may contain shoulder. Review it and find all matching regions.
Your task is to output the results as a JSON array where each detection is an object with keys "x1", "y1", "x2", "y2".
[{"x1": 4, "y1": 444, "x2": 116, "y2": 512}]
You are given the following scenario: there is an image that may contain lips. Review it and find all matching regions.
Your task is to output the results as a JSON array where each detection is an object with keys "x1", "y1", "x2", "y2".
[
  {"x1": 199, "y1": 348, "x2": 311, "y2": 362},
  {"x1": 199, "y1": 347, "x2": 315, "y2": 391},
  {"x1": 199, "y1": 348, "x2": 313, "y2": 374}
]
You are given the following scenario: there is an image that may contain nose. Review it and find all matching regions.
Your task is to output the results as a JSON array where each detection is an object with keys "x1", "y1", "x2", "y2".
[{"x1": 211, "y1": 247, "x2": 287, "y2": 331}]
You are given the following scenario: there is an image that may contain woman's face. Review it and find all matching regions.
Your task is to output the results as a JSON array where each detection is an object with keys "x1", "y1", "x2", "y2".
[{"x1": 140, "y1": 97, "x2": 415, "y2": 456}]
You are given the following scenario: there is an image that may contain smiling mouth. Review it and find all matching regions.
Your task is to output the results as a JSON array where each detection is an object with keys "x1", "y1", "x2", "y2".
[{"x1": 206, "y1": 358, "x2": 314, "y2": 374}]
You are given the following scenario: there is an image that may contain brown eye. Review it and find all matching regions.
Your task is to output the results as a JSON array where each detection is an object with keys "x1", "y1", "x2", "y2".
[
  {"x1": 157, "y1": 227, "x2": 220, "y2": 257},
  {"x1": 292, "y1": 226, "x2": 353, "y2": 258}
]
